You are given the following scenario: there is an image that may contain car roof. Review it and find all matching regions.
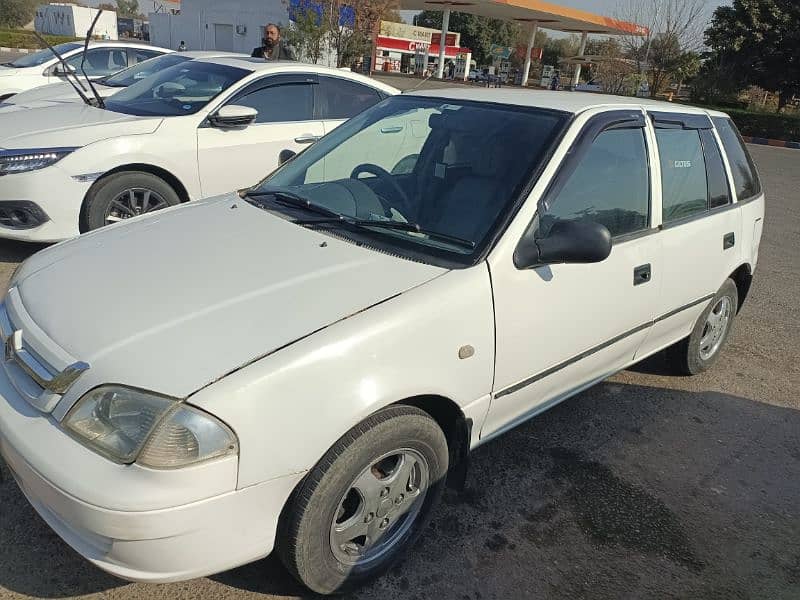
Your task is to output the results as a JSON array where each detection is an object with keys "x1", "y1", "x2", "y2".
[
  {"x1": 405, "y1": 87, "x2": 729, "y2": 118},
  {"x1": 179, "y1": 51, "x2": 249, "y2": 59},
  {"x1": 83, "y1": 41, "x2": 172, "y2": 52},
  {"x1": 192, "y1": 56, "x2": 400, "y2": 95}
]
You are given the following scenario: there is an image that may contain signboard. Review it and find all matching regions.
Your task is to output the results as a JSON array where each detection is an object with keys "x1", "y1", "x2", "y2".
[
  {"x1": 489, "y1": 44, "x2": 513, "y2": 60},
  {"x1": 380, "y1": 20, "x2": 435, "y2": 43},
  {"x1": 430, "y1": 32, "x2": 458, "y2": 47},
  {"x1": 515, "y1": 46, "x2": 543, "y2": 61},
  {"x1": 375, "y1": 36, "x2": 469, "y2": 58}
]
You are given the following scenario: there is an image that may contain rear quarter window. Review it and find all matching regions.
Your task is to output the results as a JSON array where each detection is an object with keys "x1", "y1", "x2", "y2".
[{"x1": 712, "y1": 117, "x2": 762, "y2": 201}]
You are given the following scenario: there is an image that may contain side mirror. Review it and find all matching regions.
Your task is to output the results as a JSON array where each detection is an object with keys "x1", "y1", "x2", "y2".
[
  {"x1": 278, "y1": 149, "x2": 297, "y2": 165},
  {"x1": 52, "y1": 64, "x2": 76, "y2": 77},
  {"x1": 209, "y1": 104, "x2": 258, "y2": 128},
  {"x1": 514, "y1": 219, "x2": 612, "y2": 269}
]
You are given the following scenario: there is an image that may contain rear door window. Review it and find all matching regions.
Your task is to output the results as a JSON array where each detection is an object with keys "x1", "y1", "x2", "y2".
[
  {"x1": 712, "y1": 116, "x2": 762, "y2": 201},
  {"x1": 656, "y1": 129, "x2": 708, "y2": 223},
  {"x1": 701, "y1": 129, "x2": 732, "y2": 209},
  {"x1": 316, "y1": 76, "x2": 383, "y2": 120}
]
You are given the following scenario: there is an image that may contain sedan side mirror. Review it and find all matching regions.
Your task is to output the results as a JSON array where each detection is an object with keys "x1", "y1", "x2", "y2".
[
  {"x1": 51, "y1": 64, "x2": 76, "y2": 77},
  {"x1": 209, "y1": 105, "x2": 258, "y2": 128},
  {"x1": 514, "y1": 219, "x2": 612, "y2": 269},
  {"x1": 279, "y1": 149, "x2": 297, "y2": 165}
]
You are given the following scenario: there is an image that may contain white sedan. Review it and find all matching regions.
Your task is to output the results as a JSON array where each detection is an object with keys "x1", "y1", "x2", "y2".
[
  {"x1": 0, "y1": 89, "x2": 764, "y2": 593},
  {"x1": 0, "y1": 51, "x2": 243, "y2": 112},
  {"x1": 0, "y1": 40, "x2": 171, "y2": 100},
  {"x1": 0, "y1": 57, "x2": 397, "y2": 241}
]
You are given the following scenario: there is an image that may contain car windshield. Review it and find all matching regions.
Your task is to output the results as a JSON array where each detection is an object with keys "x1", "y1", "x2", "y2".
[
  {"x1": 6, "y1": 43, "x2": 82, "y2": 68},
  {"x1": 101, "y1": 53, "x2": 190, "y2": 87},
  {"x1": 253, "y1": 95, "x2": 568, "y2": 267},
  {"x1": 104, "y1": 61, "x2": 249, "y2": 117}
]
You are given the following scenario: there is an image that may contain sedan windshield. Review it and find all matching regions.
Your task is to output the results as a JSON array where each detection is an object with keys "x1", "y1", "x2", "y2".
[
  {"x1": 104, "y1": 61, "x2": 249, "y2": 116},
  {"x1": 6, "y1": 43, "x2": 82, "y2": 68},
  {"x1": 100, "y1": 53, "x2": 190, "y2": 88},
  {"x1": 253, "y1": 95, "x2": 568, "y2": 267}
]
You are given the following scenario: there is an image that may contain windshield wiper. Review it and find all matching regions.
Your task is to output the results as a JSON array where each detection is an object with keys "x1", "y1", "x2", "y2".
[
  {"x1": 296, "y1": 218, "x2": 476, "y2": 250},
  {"x1": 244, "y1": 189, "x2": 344, "y2": 219},
  {"x1": 80, "y1": 10, "x2": 106, "y2": 109}
]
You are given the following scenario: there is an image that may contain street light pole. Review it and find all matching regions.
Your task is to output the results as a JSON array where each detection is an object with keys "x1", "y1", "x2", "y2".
[{"x1": 436, "y1": 8, "x2": 451, "y2": 79}]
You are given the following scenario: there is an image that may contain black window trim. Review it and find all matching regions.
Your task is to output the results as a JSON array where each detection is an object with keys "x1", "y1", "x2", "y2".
[
  {"x1": 313, "y1": 74, "x2": 383, "y2": 121},
  {"x1": 649, "y1": 111, "x2": 712, "y2": 131},
  {"x1": 699, "y1": 128, "x2": 732, "y2": 210},
  {"x1": 216, "y1": 72, "x2": 319, "y2": 126},
  {"x1": 519, "y1": 109, "x2": 655, "y2": 254}
]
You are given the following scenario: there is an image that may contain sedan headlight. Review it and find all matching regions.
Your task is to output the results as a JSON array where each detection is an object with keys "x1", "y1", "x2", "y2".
[
  {"x1": 64, "y1": 385, "x2": 238, "y2": 468},
  {"x1": 0, "y1": 147, "x2": 78, "y2": 176}
]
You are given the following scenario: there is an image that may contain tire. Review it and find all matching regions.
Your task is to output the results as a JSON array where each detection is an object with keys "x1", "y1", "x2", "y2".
[
  {"x1": 81, "y1": 171, "x2": 181, "y2": 232},
  {"x1": 278, "y1": 405, "x2": 449, "y2": 595},
  {"x1": 669, "y1": 278, "x2": 738, "y2": 375}
]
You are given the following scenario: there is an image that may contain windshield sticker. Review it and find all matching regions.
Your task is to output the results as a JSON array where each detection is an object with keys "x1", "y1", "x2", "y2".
[
  {"x1": 440, "y1": 104, "x2": 462, "y2": 111},
  {"x1": 674, "y1": 160, "x2": 692, "y2": 168}
]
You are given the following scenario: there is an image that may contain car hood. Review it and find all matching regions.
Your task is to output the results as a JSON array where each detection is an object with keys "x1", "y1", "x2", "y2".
[
  {"x1": 0, "y1": 81, "x2": 115, "y2": 110},
  {"x1": 16, "y1": 195, "x2": 446, "y2": 398},
  {"x1": 0, "y1": 103, "x2": 162, "y2": 148}
]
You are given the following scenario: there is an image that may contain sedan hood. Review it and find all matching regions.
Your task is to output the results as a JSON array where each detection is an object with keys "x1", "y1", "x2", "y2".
[
  {"x1": 16, "y1": 196, "x2": 445, "y2": 398},
  {"x1": 0, "y1": 103, "x2": 162, "y2": 148},
  {"x1": 0, "y1": 81, "x2": 115, "y2": 111}
]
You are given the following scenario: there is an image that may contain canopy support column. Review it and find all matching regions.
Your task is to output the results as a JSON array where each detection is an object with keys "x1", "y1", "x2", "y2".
[
  {"x1": 436, "y1": 8, "x2": 451, "y2": 79},
  {"x1": 571, "y1": 30, "x2": 588, "y2": 88},
  {"x1": 521, "y1": 21, "x2": 538, "y2": 87}
]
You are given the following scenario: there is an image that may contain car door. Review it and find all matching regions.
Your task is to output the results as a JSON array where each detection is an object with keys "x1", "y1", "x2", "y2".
[
  {"x1": 482, "y1": 109, "x2": 663, "y2": 439},
  {"x1": 316, "y1": 75, "x2": 387, "y2": 135},
  {"x1": 196, "y1": 74, "x2": 325, "y2": 198},
  {"x1": 638, "y1": 112, "x2": 743, "y2": 356}
]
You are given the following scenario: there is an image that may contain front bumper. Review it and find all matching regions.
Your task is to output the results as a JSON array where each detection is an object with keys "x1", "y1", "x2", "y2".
[
  {"x1": 0, "y1": 365, "x2": 303, "y2": 582},
  {"x1": 0, "y1": 165, "x2": 90, "y2": 242}
]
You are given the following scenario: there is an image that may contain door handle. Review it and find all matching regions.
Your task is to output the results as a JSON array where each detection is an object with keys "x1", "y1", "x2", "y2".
[
  {"x1": 723, "y1": 232, "x2": 735, "y2": 250},
  {"x1": 294, "y1": 134, "x2": 320, "y2": 144},
  {"x1": 633, "y1": 263, "x2": 651, "y2": 286}
]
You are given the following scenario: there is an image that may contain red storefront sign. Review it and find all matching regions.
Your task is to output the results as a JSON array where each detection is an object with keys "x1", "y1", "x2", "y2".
[
  {"x1": 375, "y1": 35, "x2": 469, "y2": 58},
  {"x1": 430, "y1": 32, "x2": 458, "y2": 46}
]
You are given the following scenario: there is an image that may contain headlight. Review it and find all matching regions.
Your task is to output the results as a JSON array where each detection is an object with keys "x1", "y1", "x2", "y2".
[
  {"x1": 0, "y1": 147, "x2": 78, "y2": 176},
  {"x1": 64, "y1": 385, "x2": 238, "y2": 468}
]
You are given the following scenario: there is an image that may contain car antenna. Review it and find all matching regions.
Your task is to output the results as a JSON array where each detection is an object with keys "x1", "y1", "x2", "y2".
[
  {"x1": 80, "y1": 9, "x2": 107, "y2": 109},
  {"x1": 32, "y1": 30, "x2": 92, "y2": 106}
]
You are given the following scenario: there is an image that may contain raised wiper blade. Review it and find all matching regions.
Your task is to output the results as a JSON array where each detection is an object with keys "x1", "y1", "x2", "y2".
[
  {"x1": 297, "y1": 218, "x2": 476, "y2": 250},
  {"x1": 245, "y1": 189, "x2": 343, "y2": 219}
]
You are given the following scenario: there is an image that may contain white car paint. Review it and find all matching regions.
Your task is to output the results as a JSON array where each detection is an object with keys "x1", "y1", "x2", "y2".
[
  {"x1": 0, "y1": 58, "x2": 398, "y2": 242},
  {"x1": 0, "y1": 89, "x2": 765, "y2": 586},
  {"x1": 0, "y1": 41, "x2": 171, "y2": 99},
  {"x1": 0, "y1": 51, "x2": 242, "y2": 113}
]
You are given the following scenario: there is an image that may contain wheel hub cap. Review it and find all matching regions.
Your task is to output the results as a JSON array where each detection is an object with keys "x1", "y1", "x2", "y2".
[
  {"x1": 329, "y1": 448, "x2": 429, "y2": 567},
  {"x1": 699, "y1": 296, "x2": 732, "y2": 360},
  {"x1": 104, "y1": 187, "x2": 169, "y2": 226}
]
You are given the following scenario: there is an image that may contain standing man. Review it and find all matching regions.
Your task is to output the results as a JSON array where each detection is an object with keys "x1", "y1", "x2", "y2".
[{"x1": 251, "y1": 24, "x2": 295, "y2": 60}]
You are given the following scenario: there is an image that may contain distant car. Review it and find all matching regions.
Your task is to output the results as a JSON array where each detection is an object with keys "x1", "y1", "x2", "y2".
[
  {"x1": 0, "y1": 41, "x2": 172, "y2": 101},
  {"x1": 468, "y1": 68, "x2": 478, "y2": 81},
  {"x1": 0, "y1": 57, "x2": 398, "y2": 241},
  {"x1": 575, "y1": 79, "x2": 603, "y2": 93},
  {"x1": 0, "y1": 51, "x2": 245, "y2": 112},
  {"x1": 0, "y1": 90, "x2": 764, "y2": 594}
]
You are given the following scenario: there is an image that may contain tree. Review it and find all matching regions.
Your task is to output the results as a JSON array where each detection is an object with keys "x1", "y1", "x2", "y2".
[
  {"x1": 115, "y1": 0, "x2": 139, "y2": 17},
  {"x1": 283, "y1": 0, "x2": 328, "y2": 64},
  {"x1": 0, "y1": 0, "x2": 37, "y2": 28},
  {"x1": 616, "y1": 0, "x2": 706, "y2": 97},
  {"x1": 585, "y1": 37, "x2": 639, "y2": 95},
  {"x1": 98, "y1": 2, "x2": 117, "y2": 10},
  {"x1": 415, "y1": 11, "x2": 520, "y2": 66},
  {"x1": 326, "y1": 0, "x2": 397, "y2": 68},
  {"x1": 704, "y1": 0, "x2": 800, "y2": 111}
]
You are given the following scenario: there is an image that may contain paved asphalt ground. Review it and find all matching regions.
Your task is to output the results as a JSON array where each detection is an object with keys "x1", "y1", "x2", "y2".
[{"x1": 0, "y1": 65, "x2": 799, "y2": 599}]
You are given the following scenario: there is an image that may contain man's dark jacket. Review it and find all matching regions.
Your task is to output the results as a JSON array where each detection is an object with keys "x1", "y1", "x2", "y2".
[{"x1": 251, "y1": 42, "x2": 295, "y2": 60}]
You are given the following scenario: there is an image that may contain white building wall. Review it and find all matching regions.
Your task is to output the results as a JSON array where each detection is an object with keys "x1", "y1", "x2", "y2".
[
  {"x1": 149, "y1": 0, "x2": 337, "y2": 64},
  {"x1": 35, "y1": 4, "x2": 118, "y2": 40}
]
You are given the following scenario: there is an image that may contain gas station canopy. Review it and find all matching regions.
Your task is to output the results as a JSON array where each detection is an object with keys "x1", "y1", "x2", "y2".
[{"x1": 396, "y1": 0, "x2": 648, "y2": 36}]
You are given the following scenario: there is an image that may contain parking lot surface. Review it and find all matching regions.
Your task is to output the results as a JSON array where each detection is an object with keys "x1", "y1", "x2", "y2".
[{"x1": 0, "y1": 126, "x2": 797, "y2": 599}]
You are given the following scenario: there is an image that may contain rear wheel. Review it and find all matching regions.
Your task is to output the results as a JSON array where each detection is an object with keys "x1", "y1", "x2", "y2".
[
  {"x1": 81, "y1": 171, "x2": 181, "y2": 232},
  {"x1": 278, "y1": 406, "x2": 449, "y2": 595},
  {"x1": 669, "y1": 278, "x2": 738, "y2": 375}
]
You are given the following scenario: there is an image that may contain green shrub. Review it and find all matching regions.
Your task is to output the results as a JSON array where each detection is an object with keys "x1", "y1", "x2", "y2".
[
  {"x1": 681, "y1": 102, "x2": 800, "y2": 142},
  {"x1": 0, "y1": 28, "x2": 80, "y2": 48}
]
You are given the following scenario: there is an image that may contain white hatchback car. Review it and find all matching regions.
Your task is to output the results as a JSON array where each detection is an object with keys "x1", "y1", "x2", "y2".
[
  {"x1": 0, "y1": 90, "x2": 764, "y2": 594},
  {"x1": 0, "y1": 57, "x2": 397, "y2": 241},
  {"x1": 0, "y1": 51, "x2": 242, "y2": 112},
  {"x1": 0, "y1": 41, "x2": 171, "y2": 100}
]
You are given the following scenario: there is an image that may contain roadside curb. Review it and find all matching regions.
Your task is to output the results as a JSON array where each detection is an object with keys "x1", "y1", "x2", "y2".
[
  {"x1": 0, "y1": 47, "x2": 34, "y2": 53},
  {"x1": 742, "y1": 135, "x2": 800, "y2": 150}
]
